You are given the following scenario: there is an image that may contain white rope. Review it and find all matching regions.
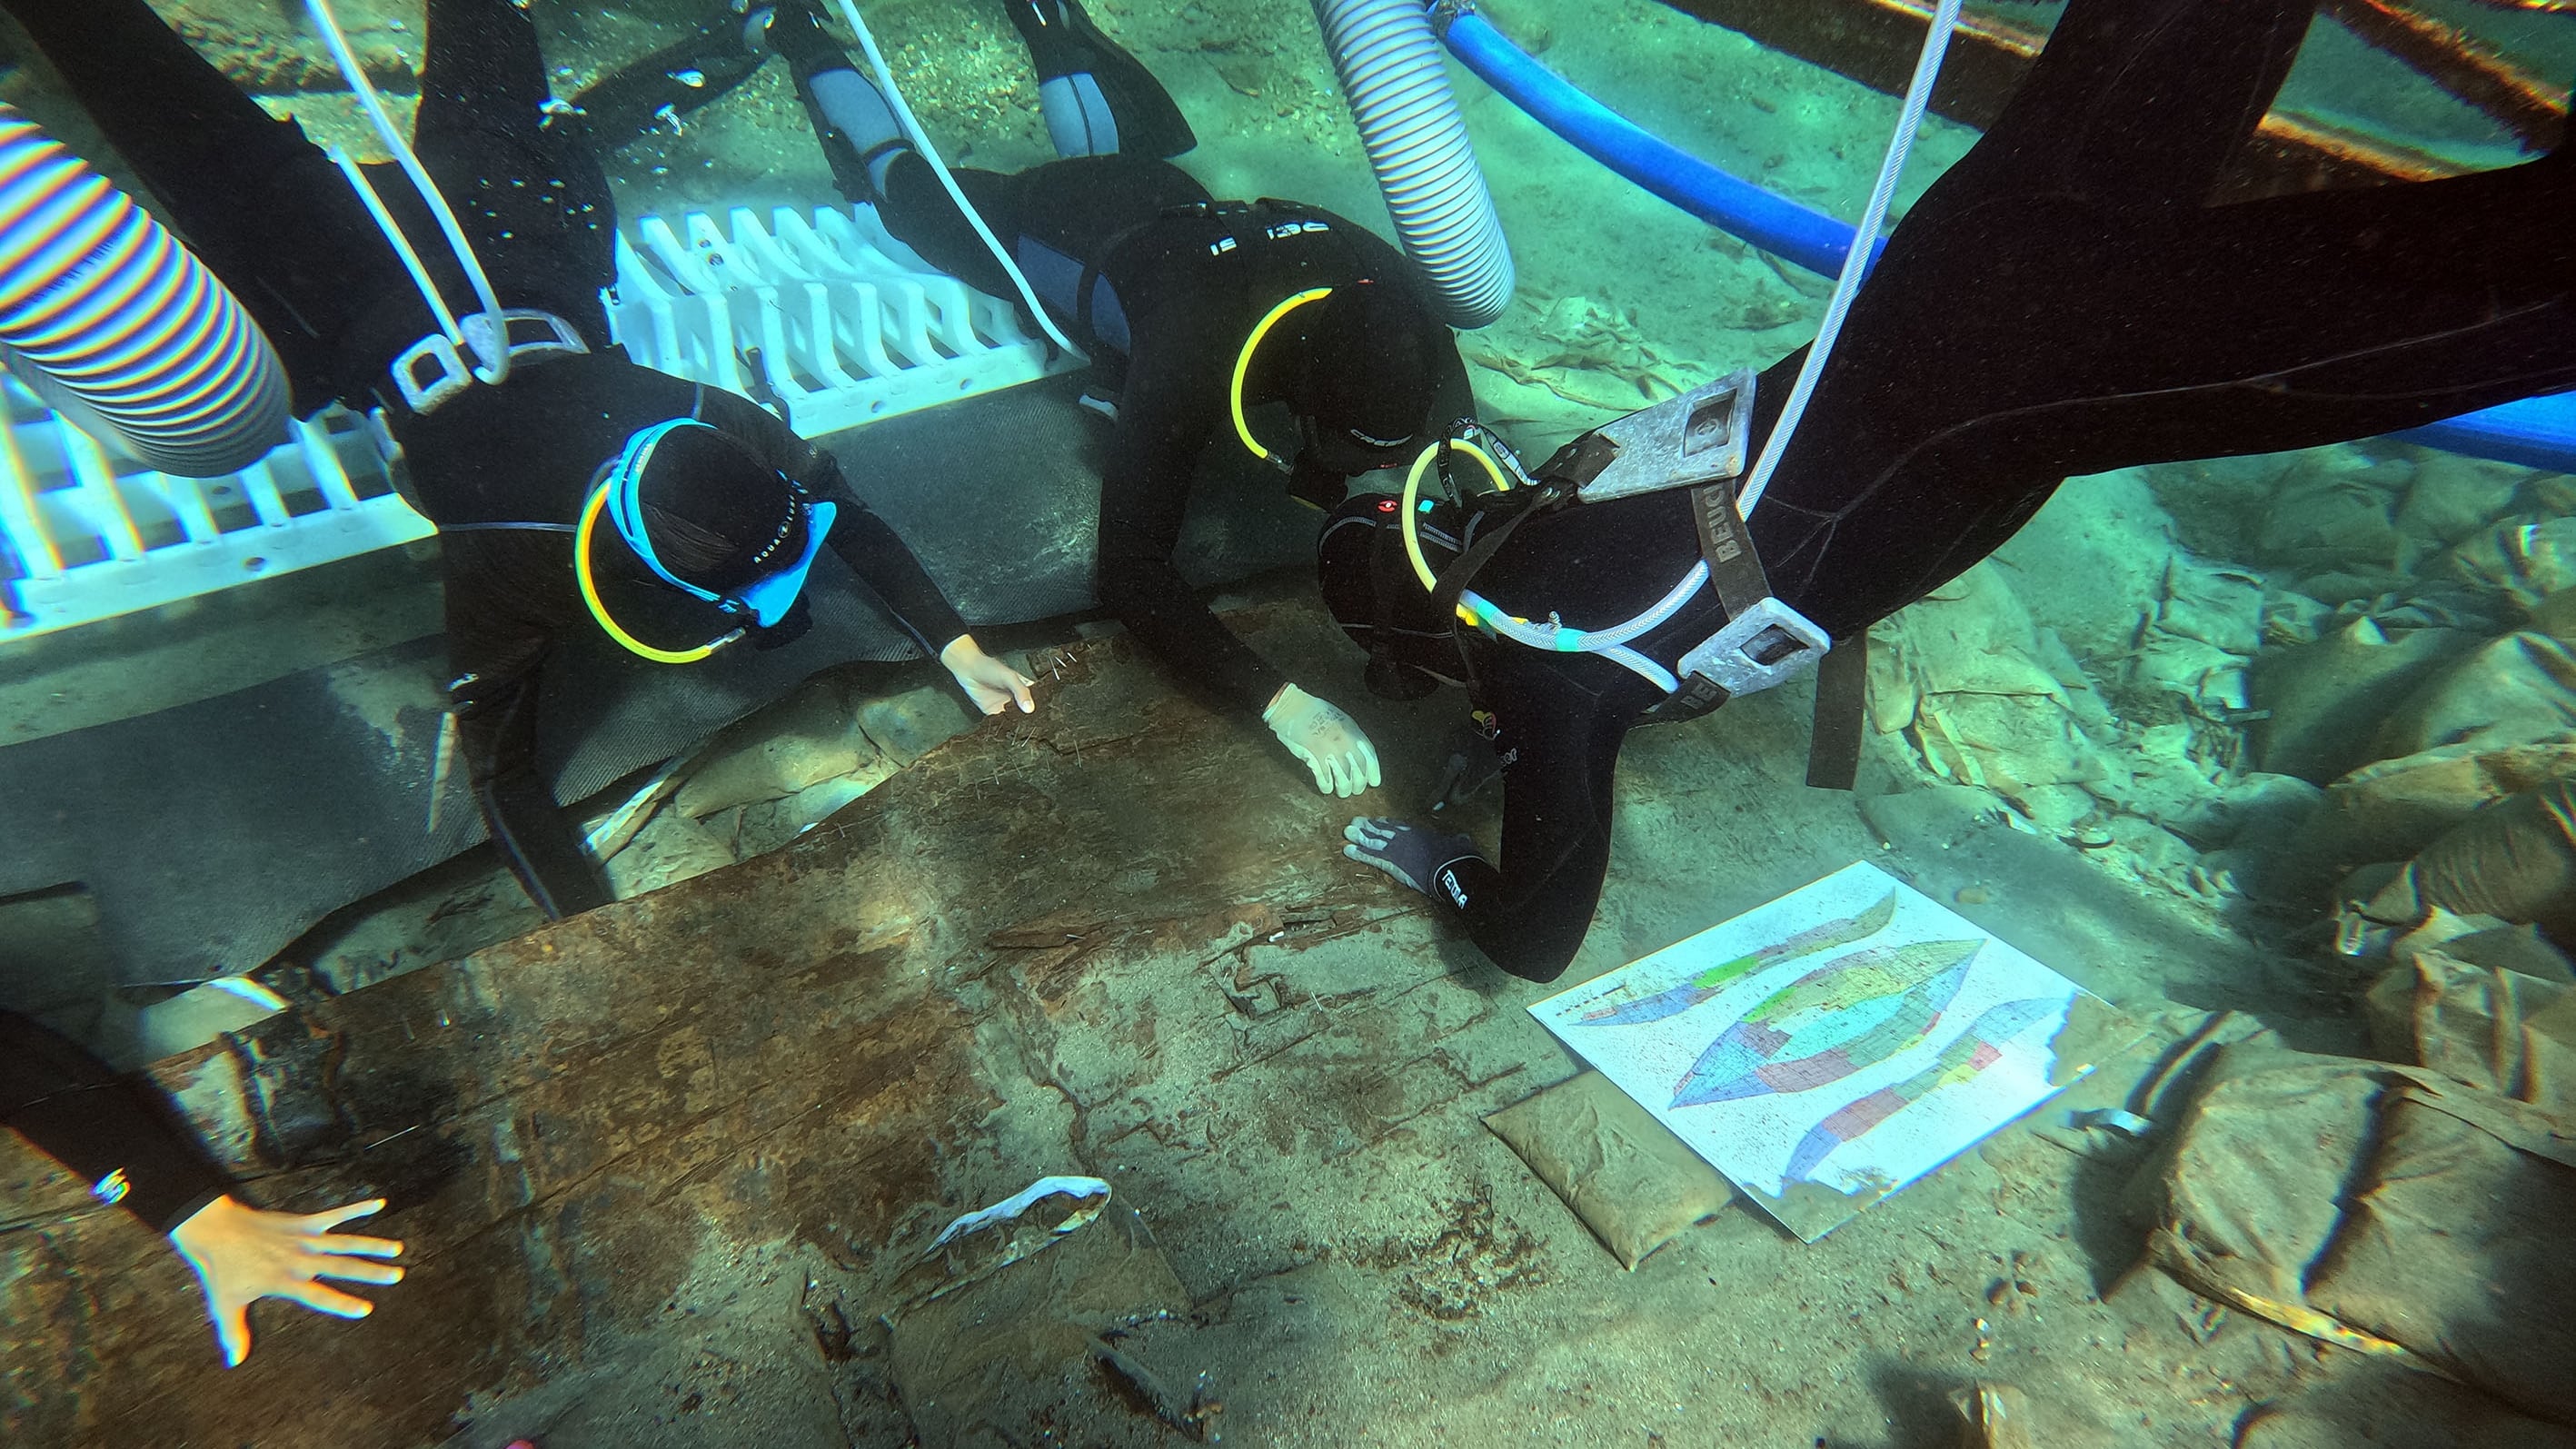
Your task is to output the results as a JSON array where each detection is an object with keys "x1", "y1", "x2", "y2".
[
  {"x1": 303, "y1": 0, "x2": 515, "y2": 383},
  {"x1": 1736, "y1": 0, "x2": 1964, "y2": 518},
  {"x1": 831, "y1": 0, "x2": 1080, "y2": 357}
]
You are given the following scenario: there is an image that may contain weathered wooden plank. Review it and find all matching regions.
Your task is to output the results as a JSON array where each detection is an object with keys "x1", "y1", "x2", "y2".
[
  {"x1": 1652, "y1": 0, "x2": 2514, "y2": 194},
  {"x1": 0, "y1": 621, "x2": 1415, "y2": 1447}
]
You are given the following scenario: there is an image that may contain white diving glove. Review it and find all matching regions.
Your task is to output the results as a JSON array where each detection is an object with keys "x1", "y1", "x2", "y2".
[{"x1": 1263, "y1": 683, "x2": 1382, "y2": 799}]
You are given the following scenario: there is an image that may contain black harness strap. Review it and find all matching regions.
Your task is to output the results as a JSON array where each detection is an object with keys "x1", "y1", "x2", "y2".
[{"x1": 1805, "y1": 630, "x2": 1870, "y2": 789}]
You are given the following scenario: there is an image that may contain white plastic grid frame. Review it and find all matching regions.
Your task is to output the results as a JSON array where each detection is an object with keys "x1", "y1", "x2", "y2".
[
  {"x1": 0, "y1": 378, "x2": 430, "y2": 640},
  {"x1": 0, "y1": 203, "x2": 1070, "y2": 642},
  {"x1": 607, "y1": 203, "x2": 1079, "y2": 438}
]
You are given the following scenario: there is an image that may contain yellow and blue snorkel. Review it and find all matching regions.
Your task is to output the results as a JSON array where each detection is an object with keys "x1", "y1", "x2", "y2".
[
  {"x1": 1229, "y1": 286, "x2": 1333, "y2": 469},
  {"x1": 575, "y1": 418, "x2": 838, "y2": 665}
]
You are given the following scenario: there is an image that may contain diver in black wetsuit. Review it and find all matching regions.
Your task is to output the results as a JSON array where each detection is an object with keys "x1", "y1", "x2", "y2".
[
  {"x1": 3, "y1": 0, "x2": 1036, "y2": 920},
  {"x1": 758, "y1": 0, "x2": 1475, "y2": 799},
  {"x1": 1324, "y1": 0, "x2": 2576, "y2": 982},
  {"x1": 2, "y1": 1008, "x2": 405, "y2": 1367}
]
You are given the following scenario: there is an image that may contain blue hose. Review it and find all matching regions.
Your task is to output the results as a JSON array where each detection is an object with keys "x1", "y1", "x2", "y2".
[
  {"x1": 1437, "y1": 12, "x2": 2576, "y2": 475},
  {"x1": 1312, "y1": 0, "x2": 1516, "y2": 328},
  {"x1": 1439, "y1": 11, "x2": 1882, "y2": 279},
  {"x1": 0, "y1": 104, "x2": 289, "y2": 478}
]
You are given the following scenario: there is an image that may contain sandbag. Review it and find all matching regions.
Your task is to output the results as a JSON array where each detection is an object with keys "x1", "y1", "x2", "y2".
[
  {"x1": 2286, "y1": 739, "x2": 2576, "y2": 877},
  {"x1": 2364, "y1": 941, "x2": 2576, "y2": 1117},
  {"x1": 2373, "y1": 632, "x2": 2576, "y2": 760},
  {"x1": 1484, "y1": 1071, "x2": 1735, "y2": 1270},
  {"x1": 2256, "y1": 459, "x2": 2407, "y2": 571},
  {"x1": 2248, "y1": 620, "x2": 2465, "y2": 783},
  {"x1": 2140, "y1": 1045, "x2": 2389, "y2": 1323},
  {"x1": 2367, "y1": 781, "x2": 2576, "y2": 943},
  {"x1": 1868, "y1": 564, "x2": 2118, "y2": 805},
  {"x1": 2143, "y1": 1046, "x2": 2576, "y2": 1428},
  {"x1": 2302, "y1": 1089, "x2": 2576, "y2": 1427},
  {"x1": 2237, "y1": 1372, "x2": 2576, "y2": 1449},
  {"x1": 2394, "y1": 452, "x2": 2530, "y2": 551},
  {"x1": 2442, "y1": 514, "x2": 2576, "y2": 613}
]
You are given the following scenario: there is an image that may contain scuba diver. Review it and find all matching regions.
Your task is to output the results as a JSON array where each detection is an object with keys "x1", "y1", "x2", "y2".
[
  {"x1": 1323, "y1": 0, "x2": 2576, "y2": 981},
  {"x1": 2, "y1": 1008, "x2": 404, "y2": 1367},
  {"x1": 756, "y1": 0, "x2": 1475, "y2": 799},
  {"x1": 0, "y1": 0, "x2": 1036, "y2": 920}
]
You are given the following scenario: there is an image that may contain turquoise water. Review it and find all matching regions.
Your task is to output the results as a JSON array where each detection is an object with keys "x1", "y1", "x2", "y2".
[{"x1": 0, "y1": 3, "x2": 2571, "y2": 1443}]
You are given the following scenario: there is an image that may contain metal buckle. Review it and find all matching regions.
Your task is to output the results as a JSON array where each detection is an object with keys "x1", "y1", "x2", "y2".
[
  {"x1": 1572, "y1": 368, "x2": 1755, "y2": 503},
  {"x1": 391, "y1": 310, "x2": 590, "y2": 416},
  {"x1": 392, "y1": 333, "x2": 473, "y2": 415},
  {"x1": 1676, "y1": 595, "x2": 1830, "y2": 697}
]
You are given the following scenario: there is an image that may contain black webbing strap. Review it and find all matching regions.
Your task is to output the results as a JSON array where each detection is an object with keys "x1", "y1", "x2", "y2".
[
  {"x1": 1805, "y1": 630, "x2": 1869, "y2": 789},
  {"x1": 1636, "y1": 478, "x2": 1772, "y2": 726},
  {"x1": 1427, "y1": 485, "x2": 1559, "y2": 626},
  {"x1": 1690, "y1": 477, "x2": 1773, "y2": 620}
]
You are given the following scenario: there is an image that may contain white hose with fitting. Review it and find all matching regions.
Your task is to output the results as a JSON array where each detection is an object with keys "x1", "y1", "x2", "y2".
[
  {"x1": 303, "y1": 0, "x2": 515, "y2": 383},
  {"x1": 830, "y1": 0, "x2": 1079, "y2": 358}
]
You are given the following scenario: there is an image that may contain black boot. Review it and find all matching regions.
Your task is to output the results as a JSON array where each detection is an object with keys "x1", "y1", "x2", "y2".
[{"x1": 1004, "y1": 0, "x2": 1195, "y2": 159}]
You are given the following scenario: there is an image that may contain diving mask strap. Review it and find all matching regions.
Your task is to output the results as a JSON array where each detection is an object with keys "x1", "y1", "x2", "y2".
[
  {"x1": 604, "y1": 418, "x2": 721, "y2": 599},
  {"x1": 1229, "y1": 287, "x2": 1333, "y2": 468}
]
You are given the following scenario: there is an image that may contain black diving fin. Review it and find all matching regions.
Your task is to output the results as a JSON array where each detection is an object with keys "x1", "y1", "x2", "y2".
[{"x1": 1004, "y1": 0, "x2": 1198, "y2": 159}]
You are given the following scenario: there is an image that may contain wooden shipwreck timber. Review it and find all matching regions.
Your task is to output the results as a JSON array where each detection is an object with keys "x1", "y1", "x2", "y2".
[{"x1": 1657, "y1": 0, "x2": 2568, "y2": 193}]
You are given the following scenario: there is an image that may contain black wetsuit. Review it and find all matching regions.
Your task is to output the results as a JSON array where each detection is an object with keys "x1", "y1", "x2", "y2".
[
  {"x1": 871, "y1": 150, "x2": 1471, "y2": 710},
  {"x1": 7, "y1": 0, "x2": 969, "y2": 917},
  {"x1": 1329, "y1": 0, "x2": 2576, "y2": 983},
  {"x1": 1, "y1": 1010, "x2": 230, "y2": 1234}
]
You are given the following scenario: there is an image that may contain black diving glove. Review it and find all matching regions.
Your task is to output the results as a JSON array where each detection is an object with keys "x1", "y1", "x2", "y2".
[{"x1": 1343, "y1": 817, "x2": 1482, "y2": 904}]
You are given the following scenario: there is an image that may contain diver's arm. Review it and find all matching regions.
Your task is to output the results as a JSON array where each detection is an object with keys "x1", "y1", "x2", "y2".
[
  {"x1": 1, "y1": 1008, "x2": 231, "y2": 1233},
  {"x1": 1, "y1": 1009, "x2": 408, "y2": 1366},
  {"x1": 695, "y1": 387, "x2": 972, "y2": 651},
  {"x1": 1097, "y1": 335, "x2": 1292, "y2": 712},
  {"x1": 441, "y1": 541, "x2": 612, "y2": 919}
]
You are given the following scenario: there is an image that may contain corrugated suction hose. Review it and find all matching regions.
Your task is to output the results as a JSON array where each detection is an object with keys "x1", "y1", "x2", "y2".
[
  {"x1": 0, "y1": 103, "x2": 289, "y2": 478},
  {"x1": 1311, "y1": 0, "x2": 1514, "y2": 328}
]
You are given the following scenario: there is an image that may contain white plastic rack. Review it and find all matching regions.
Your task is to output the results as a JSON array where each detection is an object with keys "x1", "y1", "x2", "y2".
[
  {"x1": 0, "y1": 203, "x2": 1068, "y2": 641},
  {"x1": 607, "y1": 203, "x2": 1074, "y2": 439}
]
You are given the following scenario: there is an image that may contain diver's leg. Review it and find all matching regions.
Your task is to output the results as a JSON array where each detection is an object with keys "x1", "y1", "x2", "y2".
[
  {"x1": 562, "y1": 7, "x2": 774, "y2": 148},
  {"x1": 408, "y1": 0, "x2": 621, "y2": 332},
  {"x1": 759, "y1": 1, "x2": 1033, "y2": 302},
  {"x1": 1002, "y1": 0, "x2": 1194, "y2": 159},
  {"x1": 0, "y1": 0, "x2": 403, "y2": 409},
  {"x1": 765, "y1": 0, "x2": 914, "y2": 200},
  {"x1": 1917, "y1": 0, "x2": 2316, "y2": 222},
  {"x1": 412, "y1": 0, "x2": 557, "y2": 142}
]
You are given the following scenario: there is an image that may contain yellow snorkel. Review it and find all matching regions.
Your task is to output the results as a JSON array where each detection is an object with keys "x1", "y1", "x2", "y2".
[
  {"x1": 1400, "y1": 434, "x2": 1513, "y2": 624},
  {"x1": 1229, "y1": 286, "x2": 1334, "y2": 465},
  {"x1": 575, "y1": 476, "x2": 742, "y2": 665}
]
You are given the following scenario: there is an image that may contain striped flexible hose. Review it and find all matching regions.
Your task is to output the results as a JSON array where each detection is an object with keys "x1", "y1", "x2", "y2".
[
  {"x1": 1311, "y1": 0, "x2": 1515, "y2": 328},
  {"x1": 0, "y1": 103, "x2": 289, "y2": 478}
]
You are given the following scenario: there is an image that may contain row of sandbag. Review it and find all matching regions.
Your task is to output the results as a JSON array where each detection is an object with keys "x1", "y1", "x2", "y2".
[{"x1": 2133, "y1": 924, "x2": 2576, "y2": 1443}]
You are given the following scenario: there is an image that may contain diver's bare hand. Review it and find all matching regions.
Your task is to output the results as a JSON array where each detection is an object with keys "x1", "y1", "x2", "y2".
[
  {"x1": 941, "y1": 635, "x2": 1038, "y2": 714},
  {"x1": 168, "y1": 1195, "x2": 405, "y2": 1367}
]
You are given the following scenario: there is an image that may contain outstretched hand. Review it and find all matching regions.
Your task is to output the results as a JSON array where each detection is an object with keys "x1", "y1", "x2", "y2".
[
  {"x1": 167, "y1": 1195, "x2": 405, "y2": 1367},
  {"x1": 940, "y1": 635, "x2": 1037, "y2": 715}
]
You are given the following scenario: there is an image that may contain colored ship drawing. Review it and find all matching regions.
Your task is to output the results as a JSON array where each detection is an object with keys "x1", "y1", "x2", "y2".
[
  {"x1": 1668, "y1": 938, "x2": 1984, "y2": 1109},
  {"x1": 1782, "y1": 996, "x2": 2064, "y2": 1182},
  {"x1": 1579, "y1": 889, "x2": 1899, "y2": 1027}
]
